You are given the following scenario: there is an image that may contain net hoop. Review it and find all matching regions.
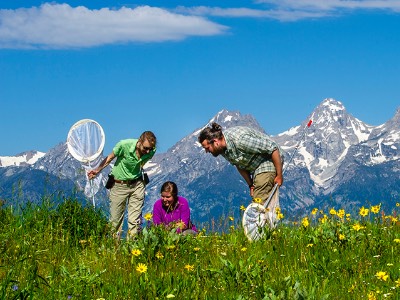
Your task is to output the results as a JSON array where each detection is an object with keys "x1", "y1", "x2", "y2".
[{"x1": 67, "y1": 119, "x2": 105, "y2": 163}]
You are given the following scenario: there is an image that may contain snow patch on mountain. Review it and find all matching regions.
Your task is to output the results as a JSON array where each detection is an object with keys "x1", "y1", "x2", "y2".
[
  {"x1": 224, "y1": 115, "x2": 233, "y2": 122},
  {"x1": 350, "y1": 120, "x2": 371, "y2": 142},
  {"x1": 144, "y1": 161, "x2": 161, "y2": 176},
  {"x1": 0, "y1": 151, "x2": 46, "y2": 167}
]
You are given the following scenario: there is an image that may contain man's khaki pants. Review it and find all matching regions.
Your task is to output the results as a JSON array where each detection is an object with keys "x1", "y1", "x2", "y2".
[
  {"x1": 253, "y1": 172, "x2": 279, "y2": 208},
  {"x1": 109, "y1": 181, "x2": 145, "y2": 238},
  {"x1": 253, "y1": 172, "x2": 280, "y2": 227}
]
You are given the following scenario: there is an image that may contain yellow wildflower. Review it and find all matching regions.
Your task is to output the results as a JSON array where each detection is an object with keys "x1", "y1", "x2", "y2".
[
  {"x1": 368, "y1": 291, "x2": 376, "y2": 300},
  {"x1": 277, "y1": 212, "x2": 284, "y2": 220},
  {"x1": 370, "y1": 204, "x2": 381, "y2": 214},
  {"x1": 352, "y1": 223, "x2": 364, "y2": 231},
  {"x1": 155, "y1": 251, "x2": 164, "y2": 259},
  {"x1": 311, "y1": 208, "x2": 318, "y2": 215},
  {"x1": 348, "y1": 283, "x2": 356, "y2": 293},
  {"x1": 339, "y1": 234, "x2": 345, "y2": 240},
  {"x1": 329, "y1": 208, "x2": 337, "y2": 215},
  {"x1": 301, "y1": 217, "x2": 309, "y2": 228},
  {"x1": 306, "y1": 243, "x2": 314, "y2": 248},
  {"x1": 241, "y1": 247, "x2": 247, "y2": 252},
  {"x1": 375, "y1": 271, "x2": 389, "y2": 281},
  {"x1": 395, "y1": 278, "x2": 400, "y2": 287},
  {"x1": 136, "y1": 263, "x2": 147, "y2": 274},
  {"x1": 319, "y1": 215, "x2": 328, "y2": 224},
  {"x1": 131, "y1": 248, "x2": 142, "y2": 256},
  {"x1": 253, "y1": 198, "x2": 262, "y2": 203},
  {"x1": 359, "y1": 206, "x2": 369, "y2": 217},
  {"x1": 144, "y1": 212, "x2": 153, "y2": 221},
  {"x1": 337, "y1": 209, "x2": 345, "y2": 218},
  {"x1": 175, "y1": 220, "x2": 186, "y2": 229},
  {"x1": 396, "y1": 202, "x2": 400, "y2": 207},
  {"x1": 193, "y1": 247, "x2": 200, "y2": 251},
  {"x1": 166, "y1": 294, "x2": 175, "y2": 298},
  {"x1": 229, "y1": 216, "x2": 234, "y2": 221},
  {"x1": 166, "y1": 245, "x2": 176, "y2": 250},
  {"x1": 184, "y1": 264, "x2": 194, "y2": 271},
  {"x1": 394, "y1": 238, "x2": 400, "y2": 243},
  {"x1": 391, "y1": 216, "x2": 398, "y2": 223},
  {"x1": 240, "y1": 205, "x2": 246, "y2": 211}
]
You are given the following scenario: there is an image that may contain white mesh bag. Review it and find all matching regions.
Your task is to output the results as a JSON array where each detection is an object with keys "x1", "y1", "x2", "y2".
[
  {"x1": 67, "y1": 119, "x2": 105, "y2": 206},
  {"x1": 242, "y1": 184, "x2": 280, "y2": 241}
]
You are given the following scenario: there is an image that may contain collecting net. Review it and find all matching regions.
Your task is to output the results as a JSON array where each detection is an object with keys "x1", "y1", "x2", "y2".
[
  {"x1": 242, "y1": 185, "x2": 280, "y2": 241},
  {"x1": 67, "y1": 119, "x2": 105, "y2": 206}
]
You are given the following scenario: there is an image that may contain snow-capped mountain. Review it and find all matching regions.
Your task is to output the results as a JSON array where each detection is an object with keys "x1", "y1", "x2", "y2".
[
  {"x1": 0, "y1": 151, "x2": 45, "y2": 167},
  {"x1": 275, "y1": 99, "x2": 399, "y2": 212},
  {"x1": 276, "y1": 99, "x2": 375, "y2": 187},
  {"x1": 1, "y1": 98, "x2": 399, "y2": 223}
]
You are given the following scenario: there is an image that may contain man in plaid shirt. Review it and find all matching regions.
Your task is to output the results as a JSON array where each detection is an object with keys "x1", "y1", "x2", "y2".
[{"x1": 198, "y1": 122, "x2": 283, "y2": 202}]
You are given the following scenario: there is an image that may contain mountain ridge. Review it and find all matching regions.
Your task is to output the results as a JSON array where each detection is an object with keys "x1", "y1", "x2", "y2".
[{"x1": 1, "y1": 98, "x2": 399, "y2": 224}]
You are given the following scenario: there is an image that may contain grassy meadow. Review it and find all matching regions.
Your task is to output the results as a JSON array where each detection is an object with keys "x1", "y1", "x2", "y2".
[{"x1": 1, "y1": 197, "x2": 399, "y2": 300}]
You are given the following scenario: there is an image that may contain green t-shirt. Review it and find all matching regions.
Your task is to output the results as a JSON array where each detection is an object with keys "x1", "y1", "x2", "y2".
[{"x1": 111, "y1": 139, "x2": 155, "y2": 180}]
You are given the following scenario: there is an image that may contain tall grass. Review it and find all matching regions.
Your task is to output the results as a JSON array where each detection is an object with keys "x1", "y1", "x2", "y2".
[{"x1": 1, "y1": 198, "x2": 399, "y2": 299}]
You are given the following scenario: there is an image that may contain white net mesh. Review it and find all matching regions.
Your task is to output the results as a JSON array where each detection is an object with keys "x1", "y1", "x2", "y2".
[
  {"x1": 81, "y1": 156, "x2": 104, "y2": 198},
  {"x1": 67, "y1": 119, "x2": 105, "y2": 204},
  {"x1": 242, "y1": 187, "x2": 280, "y2": 241},
  {"x1": 67, "y1": 119, "x2": 105, "y2": 163}
]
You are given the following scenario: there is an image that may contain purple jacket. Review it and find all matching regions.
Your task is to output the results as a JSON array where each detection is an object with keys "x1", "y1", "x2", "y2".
[{"x1": 152, "y1": 196, "x2": 197, "y2": 232}]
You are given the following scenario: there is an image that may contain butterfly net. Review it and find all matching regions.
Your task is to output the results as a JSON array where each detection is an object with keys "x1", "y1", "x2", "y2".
[
  {"x1": 67, "y1": 119, "x2": 105, "y2": 205},
  {"x1": 242, "y1": 186, "x2": 280, "y2": 241}
]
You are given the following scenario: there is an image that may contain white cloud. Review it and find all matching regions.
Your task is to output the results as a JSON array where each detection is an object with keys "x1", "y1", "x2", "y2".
[
  {"x1": 176, "y1": 6, "x2": 329, "y2": 21},
  {"x1": 256, "y1": 0, "x2": 400, "y2": 12},
  {"x1": 2, "y1": 1, "x2": 399, "y2": 49},
  {"x1": 177, "y1": 0, "x2": 400, "y2": 21},
  {"x1": 0, "y1": 3, "x2": 228, "y2": 49}
]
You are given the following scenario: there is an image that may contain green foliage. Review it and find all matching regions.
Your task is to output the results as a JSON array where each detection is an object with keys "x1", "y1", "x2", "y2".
[
  {"x1": 54, "y1": 198, "x2": 109, "y2": 245},
  {"x1": 0, "y1": 198, "x2": 399, "y2": 299}
]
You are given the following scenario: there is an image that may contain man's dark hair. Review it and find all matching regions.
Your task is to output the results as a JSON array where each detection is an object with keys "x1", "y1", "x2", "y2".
[{"x1": 198, "y1": 122, "x2": 223, "y2": 143}]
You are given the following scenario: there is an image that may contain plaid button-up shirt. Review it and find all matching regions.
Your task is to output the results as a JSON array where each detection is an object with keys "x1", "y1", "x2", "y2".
[{"x1": 221, "y1": 126, "x2": 282, "y2": 177}]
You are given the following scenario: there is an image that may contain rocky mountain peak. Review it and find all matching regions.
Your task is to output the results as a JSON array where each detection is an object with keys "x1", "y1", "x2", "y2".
[
  {"x1": 273, "y1": 98, "x2": 376, "y2": 188},
  {"x1": 206, "y1": 109, "x2": 264, "y2": 133}
]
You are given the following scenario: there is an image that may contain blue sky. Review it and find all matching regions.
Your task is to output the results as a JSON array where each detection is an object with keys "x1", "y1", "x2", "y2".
[{"x1": 1, "y1": 1, "x2": 399, "y2": 156}]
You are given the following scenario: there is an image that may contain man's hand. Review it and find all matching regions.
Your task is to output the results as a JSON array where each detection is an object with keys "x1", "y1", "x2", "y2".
[{"x1": 274, "y1": 174, "x2": 283, "y2": 186}]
